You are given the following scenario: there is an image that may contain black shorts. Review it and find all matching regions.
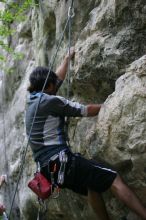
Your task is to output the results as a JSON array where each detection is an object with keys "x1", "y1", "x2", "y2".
[{"x1": 41, "y1": 152, "x2": 117, "y2": 196}]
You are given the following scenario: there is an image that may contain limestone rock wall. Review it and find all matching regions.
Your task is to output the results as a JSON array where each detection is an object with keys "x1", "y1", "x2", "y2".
[{"x1": 0, "y1": 0, "x2": 146, "y2": 219}]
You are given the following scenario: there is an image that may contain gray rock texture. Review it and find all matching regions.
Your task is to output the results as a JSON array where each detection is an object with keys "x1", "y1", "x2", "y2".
[{"x1": 0, "y1": 0, "x2": 146, "y2": 219}]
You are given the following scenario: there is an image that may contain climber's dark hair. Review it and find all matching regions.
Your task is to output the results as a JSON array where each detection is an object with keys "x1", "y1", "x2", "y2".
[{"x1": 27, "y1": 66, "x2": 57, "y2": 93}]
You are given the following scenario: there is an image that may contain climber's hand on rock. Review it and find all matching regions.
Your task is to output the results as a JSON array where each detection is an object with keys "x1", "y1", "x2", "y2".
[{"x1": 66, "y1": 46, "x2": 75, "y2": 60}]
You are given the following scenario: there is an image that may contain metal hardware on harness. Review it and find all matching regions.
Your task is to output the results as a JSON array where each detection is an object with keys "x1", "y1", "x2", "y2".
[
  {"x1": 47, "y1": 153, "x2": 63, "y2": 199},
  {"x1": 57, "y1": 151, "x2": 68, "y2": 185},
  {"x1": 37, "y1": 162, "x2": 41, "y2": 172}
]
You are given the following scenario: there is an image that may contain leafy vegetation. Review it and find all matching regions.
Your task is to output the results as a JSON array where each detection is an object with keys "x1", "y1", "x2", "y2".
[{"x1": 0, "y1": 0, "x2": 36, "y2": 68}]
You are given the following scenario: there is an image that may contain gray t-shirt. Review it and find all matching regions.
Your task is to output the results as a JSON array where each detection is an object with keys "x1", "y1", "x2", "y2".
[{"x1": 25, "y1": 91, "x2": 87, "y2": 166}]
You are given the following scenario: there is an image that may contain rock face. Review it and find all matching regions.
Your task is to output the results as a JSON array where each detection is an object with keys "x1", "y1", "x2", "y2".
[{"x1": 0, "y1": 0, "x2": 146, "y2": 219}]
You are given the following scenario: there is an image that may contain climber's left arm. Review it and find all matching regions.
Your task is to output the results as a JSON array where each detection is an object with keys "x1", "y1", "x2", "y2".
[{"x1": 55, "y1": 47, "x2": 75, "y2": 81}]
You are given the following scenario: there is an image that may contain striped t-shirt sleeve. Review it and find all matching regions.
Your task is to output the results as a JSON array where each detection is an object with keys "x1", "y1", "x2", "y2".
[{"x1": 46, "y1": 95, "x2": 88, "y2": 117}]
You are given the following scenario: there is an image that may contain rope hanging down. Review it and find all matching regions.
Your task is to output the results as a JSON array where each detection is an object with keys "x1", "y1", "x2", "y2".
[
  {"x1": 65, "y1": 2, "x2": 75, "y2": 146},
  {"x1": 67, "y1": 3, "x2": 74, "y2": 99},
  {"x1": 8, "y1": 0, "x2": 75, "y2": 219}
]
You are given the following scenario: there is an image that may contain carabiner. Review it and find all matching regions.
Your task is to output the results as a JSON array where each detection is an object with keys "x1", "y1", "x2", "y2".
[{"x1": 68, "y1": 6, "x2": 75, "y2": 18}]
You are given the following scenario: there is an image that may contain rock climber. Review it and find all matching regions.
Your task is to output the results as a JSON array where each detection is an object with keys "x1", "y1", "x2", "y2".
[{"x1": 25, "y1": 48, "x2": 146, "y2": 220}]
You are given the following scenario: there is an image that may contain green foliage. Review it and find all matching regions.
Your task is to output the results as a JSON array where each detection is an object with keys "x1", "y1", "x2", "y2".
[
  {"x1": 0, "y1": 0, "x2": 37, "y2": 68},
  {"x1": 0, "y1": 0, "x2": 35, "y2": 24}
]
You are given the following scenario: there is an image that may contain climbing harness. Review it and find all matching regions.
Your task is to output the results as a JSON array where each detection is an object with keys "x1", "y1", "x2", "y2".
[
  {"x1": 28, "y1": 150, "x2": 68, "y2": 200},
  {"x1": 28, "y1": 150, "x2": 68, "y2": 220},
  {"x1": 8, "y1": 0, "x2": 75, "y2": 219}
]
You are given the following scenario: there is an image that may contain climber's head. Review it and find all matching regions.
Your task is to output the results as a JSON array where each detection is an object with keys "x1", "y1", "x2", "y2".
[{"x1": 27, "y1": 66, "x2": 57, "y2": 94}]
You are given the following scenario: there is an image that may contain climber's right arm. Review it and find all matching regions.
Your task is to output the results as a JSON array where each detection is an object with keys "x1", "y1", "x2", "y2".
[{"x1": 87, "y1": 104, "x2": 102, "y2": 116}]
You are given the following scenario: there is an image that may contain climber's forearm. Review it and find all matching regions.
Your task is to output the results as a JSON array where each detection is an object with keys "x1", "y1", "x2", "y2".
[
  {"x1": 56, "y1": 47, "x2": 75, "y2": 81},
  {"x1": 87, "y1": 104, "x2": 102, "y2": 116},
  {"x1": 56, "y1": 56, "x2": 69, "y2": 81}
]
